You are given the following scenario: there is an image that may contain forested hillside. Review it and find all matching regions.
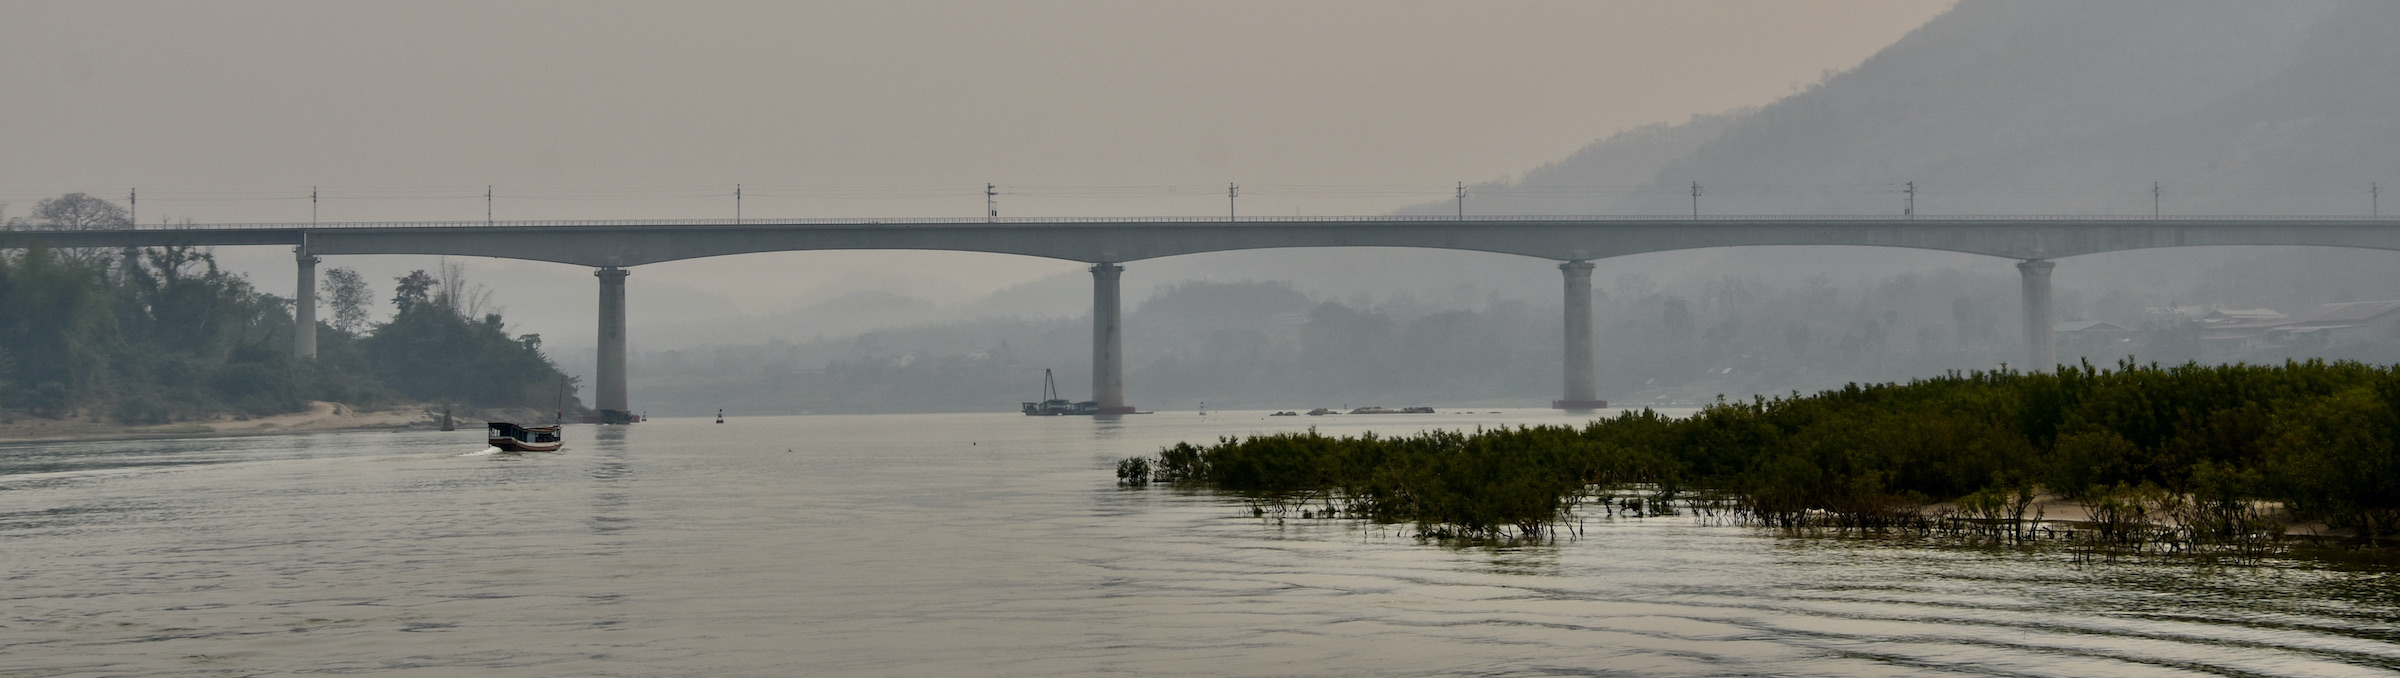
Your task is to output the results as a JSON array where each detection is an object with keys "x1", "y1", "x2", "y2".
[
  {"x1": 604, "y1": 267, "x2": 2400, "y2": 416},
  {"x1": 1422, "y1": 0, "x2": 2393, "y2": 216}
]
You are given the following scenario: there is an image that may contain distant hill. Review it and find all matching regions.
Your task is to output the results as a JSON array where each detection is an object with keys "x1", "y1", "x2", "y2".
[
  {"x1": 603, "y1": 1, "x2": 2400, "y2": 413},
  {"x1": 1411, "y1": 0, "x2": 2394, "y2": 217}
]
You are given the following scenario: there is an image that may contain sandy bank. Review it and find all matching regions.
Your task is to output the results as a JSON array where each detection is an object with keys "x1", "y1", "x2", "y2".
[
  {"x1": 1919, "y1": 494, "x2": 2367, "y2": 541},
  {"x1": 0, "y1": 401, "x2": 447, "y2": 444}
]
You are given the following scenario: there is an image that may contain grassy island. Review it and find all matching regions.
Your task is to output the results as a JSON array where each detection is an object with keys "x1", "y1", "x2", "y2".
[{"x1": 1121, "y1": 361, "x2": 2400, "y2": 549}]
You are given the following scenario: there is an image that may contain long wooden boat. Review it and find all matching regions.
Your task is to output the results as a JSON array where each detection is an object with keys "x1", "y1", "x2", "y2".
[{"x1": 488, "y1": 422, "x2": 564, "y2": 452}]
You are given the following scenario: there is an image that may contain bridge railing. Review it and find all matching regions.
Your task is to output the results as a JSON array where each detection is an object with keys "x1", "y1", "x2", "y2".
[{"x1": 19, "y1": 213, "x2": 2400, "y2": 231}]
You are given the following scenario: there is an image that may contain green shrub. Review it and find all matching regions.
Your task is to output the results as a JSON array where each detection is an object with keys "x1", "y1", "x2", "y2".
[
  {"x1": 1134, "y1": 361, "x2": 2400, "y2": 547},
  {"x1": 1115, "y1": 456, "x2": 1151, "y2": 487}
]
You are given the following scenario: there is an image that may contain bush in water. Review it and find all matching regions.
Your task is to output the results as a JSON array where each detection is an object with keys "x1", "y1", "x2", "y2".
[{"x1": 1124, "y1": 360, "x2": 2400, "y2": 547}]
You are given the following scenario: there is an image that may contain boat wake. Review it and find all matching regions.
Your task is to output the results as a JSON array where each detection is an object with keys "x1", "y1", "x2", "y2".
[{"x1": 459, "y1": 446, "x2": 503, "y2": 457}]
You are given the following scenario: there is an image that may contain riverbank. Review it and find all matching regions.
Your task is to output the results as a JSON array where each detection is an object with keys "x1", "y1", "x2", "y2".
[
  {"x1": 1927, "y1": 494, "x2": 2368, "y2": 543},
  {"x1": 0, "y1": 401, "x2": 451, "y2": 443}
]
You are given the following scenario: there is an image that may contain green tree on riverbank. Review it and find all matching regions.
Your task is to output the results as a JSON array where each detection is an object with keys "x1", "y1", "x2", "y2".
[
  {"x1": 1, "y1": 221, "x2": 580, "y2": 422},
  {"x1": 367, "y1": 287, "x2": 569, "y2": 408}
]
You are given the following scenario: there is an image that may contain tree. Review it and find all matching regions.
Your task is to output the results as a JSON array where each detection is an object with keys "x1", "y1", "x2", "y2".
[
  {"x1": 0, "y1": 244, "x2": 120, "y2": 414},
  {"x1": 2266, "y1": 385, "x2": 2400, "y2": 540},
  {"x1": 392, "y1": 270, "x2": 436, "y2": 314},
  {"x1": 18, "y1": 193, "x2": 132, "y2": 267},
  {"x1": 1, "y1": 243, "x2": 574, "y2": 422},
  {"x1": 434, "y1": 259, "x2": 496, "y2": 319},
  {"x1": 27, "y1": 193, "x2": 130, "y2": 230},
  {"x1": 365, "y1": 294, "x2": 571, "y2": 408},
  {"x1": 321, "y1": 267, "x2": 372, "y2": 335}
]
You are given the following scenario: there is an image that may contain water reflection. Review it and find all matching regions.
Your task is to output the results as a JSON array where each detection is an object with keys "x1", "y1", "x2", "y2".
[
  {"x1": 1091, "y1": 415, "x2": 1127, "y2": 439},
  {"x1": 0, "y1": 412, "x2": 2391, "y2": 677},
  {"x1": 586, "y1": 424, "x2": 635, "y2": 534},
  {"x1": 582, "y1": 424, "x2": 633, "y2": 637},
  {"x1": 1476, "y1": 546, "x2": 1562, "y2": 577},
  {"x1": 591, "y1": 424, "x2": 629, "y2": 448}
]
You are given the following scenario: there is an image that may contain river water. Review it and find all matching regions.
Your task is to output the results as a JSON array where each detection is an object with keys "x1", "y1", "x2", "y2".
[{"x1": 3, "y1": 410, "x2": 2396, "y2": 677}]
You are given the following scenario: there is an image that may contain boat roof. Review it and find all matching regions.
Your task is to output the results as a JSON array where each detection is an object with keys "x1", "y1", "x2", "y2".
[{"x1": 487, "y1": 421, "x2": 559, "y2": 433}]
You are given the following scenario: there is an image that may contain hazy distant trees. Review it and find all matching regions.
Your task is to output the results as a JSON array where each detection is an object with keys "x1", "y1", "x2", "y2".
[
  {"x1": 596, "y1": 253, "x2": 2400, "y2": 416},
  {"x1": 4, "y1": 193, "x2": 134, "y2": 267},
  {"x1": 391, "y1": 270, "x2": 436, "y2": 313},
  {"x1": 612, "y1": 270, "x2": 2061, "y2": 414},
  {"x1": 24, "y1": 193, "x2": 131, "y2": 230},
  {"x1": 434, "y1": 259, "x2": 495, "y2": 318},
  {"x1": 321, "y1": 267, "x2": 373, "y2": 334}
]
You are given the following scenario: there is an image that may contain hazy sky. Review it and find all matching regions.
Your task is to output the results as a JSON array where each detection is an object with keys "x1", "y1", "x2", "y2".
[{"x1": 0, "y1": 1, "x2": 1952, "y2": 339}]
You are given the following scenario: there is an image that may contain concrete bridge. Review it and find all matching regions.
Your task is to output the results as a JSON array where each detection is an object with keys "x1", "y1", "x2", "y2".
[{"x1": 12, "y1": 214, "x2": 2400, "y2": 421}]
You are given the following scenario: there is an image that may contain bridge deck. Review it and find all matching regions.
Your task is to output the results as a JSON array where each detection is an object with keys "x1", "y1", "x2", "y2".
[{"x1": 7, "y1": 215, "x2": 2399, "y2": 266}]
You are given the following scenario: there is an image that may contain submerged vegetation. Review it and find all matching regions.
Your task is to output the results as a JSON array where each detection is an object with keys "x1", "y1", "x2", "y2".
[{"x1": 1122, "y1": 360, "x2": 2400, "y2": 551}]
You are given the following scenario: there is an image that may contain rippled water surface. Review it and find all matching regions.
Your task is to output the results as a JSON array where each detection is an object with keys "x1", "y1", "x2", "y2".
[{"x1": 3, "y1": 411, "x2": 2396, "y2": 676}]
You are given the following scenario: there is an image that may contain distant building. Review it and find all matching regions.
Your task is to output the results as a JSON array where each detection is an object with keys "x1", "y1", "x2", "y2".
[
  {"x1": 2200, "y1": 301, "x2": 2400, "y2": 350},
  {"x1": 2055, "y1": 320, "x2": 2136, "y2": 360},
  {"x1": 2201, "y1": 308, "x2": 2287, "y2": 325},
  {"x1": 2055, "y1": 320, "x2": 2131, "y2": 334}
]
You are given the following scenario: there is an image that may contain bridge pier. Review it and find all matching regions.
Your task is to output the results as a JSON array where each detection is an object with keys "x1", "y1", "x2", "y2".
[
  {"x1": 595, "y1": 267, "x2": 633, "y2": 424},
  {"x1": 2017, "y1": 258, "x2": 2055, "y2": 372},
  {"x1": 293, "y1": 247, "x2": 318, "y2": 359},
  {"x1": 1555, "y1": 260, "x2": 1605, "y2": 409},
  {"x1": 1091, "y1": 263, "x2": 1134, "y2": 414}
]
